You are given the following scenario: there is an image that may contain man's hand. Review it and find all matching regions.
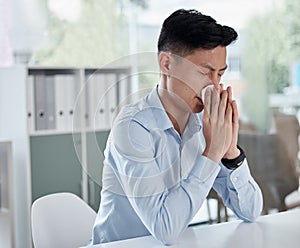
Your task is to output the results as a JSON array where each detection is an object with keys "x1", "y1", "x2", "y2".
[
  {"x1": 202, "y1": 85, "x2": 234, "y2": 163},
  {"x1": 222, "y1": 86, "x2": 240, "y2": 159}
]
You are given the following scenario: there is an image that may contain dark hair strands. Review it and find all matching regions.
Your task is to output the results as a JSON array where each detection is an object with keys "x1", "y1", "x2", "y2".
[{"x1": 158, "y1": 9, "x2": 238, "y2": 56}]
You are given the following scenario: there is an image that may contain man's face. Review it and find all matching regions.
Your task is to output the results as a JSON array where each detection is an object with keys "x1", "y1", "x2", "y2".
[{"x1": 168, "y1": 46, "x2": 227, "y2": 113}]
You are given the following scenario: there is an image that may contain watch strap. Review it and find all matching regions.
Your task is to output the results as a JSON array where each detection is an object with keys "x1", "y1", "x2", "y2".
[{"x1": 221, "y1": 145, "x2": 246, "y2": 169}]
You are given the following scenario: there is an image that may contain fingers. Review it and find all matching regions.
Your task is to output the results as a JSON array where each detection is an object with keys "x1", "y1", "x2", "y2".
[
  {"x1": 231, "y1": 100, "x2": 239, "y2": 124},
  {"x1": 227, "y1": 86, "x2": 232, "y2": 102},
  {"x1": 203, "y1": 83, "x2": 238, "y2": 163},
  {"x1": 218, "y1": 90, "x2": 228, "y2": 123},
  {"x1": 202, "y1": 100, "x2": 210, "y2": 128},
  {"x1": 204, "y1": 86, "x2": 212, "y2": 116},
  {"x1": 204, "y1": 84, "x2": 236, "y2": 123},
  {"x1": 225, "y1": 99, "x2": 233, "y2": 123},
  {"x1": 211, "y1": 85, "x2": 220, "y2": 119},
  {"x1": 205, "y1": 85, "x2": 230, "y2": 122}
]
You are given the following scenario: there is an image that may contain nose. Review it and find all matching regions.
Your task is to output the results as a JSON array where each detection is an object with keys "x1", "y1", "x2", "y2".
[{"x1": 208, "y1": 72, "x2": 221, "y2": 88}]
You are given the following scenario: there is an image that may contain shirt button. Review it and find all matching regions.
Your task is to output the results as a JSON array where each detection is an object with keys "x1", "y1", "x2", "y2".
[{"x1": 233, "y1": 176, "x2": 239, "y2": 182}]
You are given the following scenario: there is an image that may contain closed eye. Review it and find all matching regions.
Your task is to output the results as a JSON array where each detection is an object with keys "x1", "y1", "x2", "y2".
[{"x1": 198, "y1": 70, "x2": 210, "y2": 76}]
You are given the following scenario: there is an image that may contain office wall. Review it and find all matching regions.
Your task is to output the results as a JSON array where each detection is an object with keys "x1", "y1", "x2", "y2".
[{"x1": 0, "y1": 66, "x2": 32, "y2": 248}]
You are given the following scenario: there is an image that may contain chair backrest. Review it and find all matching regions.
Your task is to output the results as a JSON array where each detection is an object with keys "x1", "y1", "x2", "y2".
[
  {"x1": 31, "y1": 192, "x2": 96, "y2": 248},
  {"x1": 273, "y1": 112, "x2": 300, "y2": 171},
  {"x1": 238, "y1": 132, "x2": 299, "y2": 212}
]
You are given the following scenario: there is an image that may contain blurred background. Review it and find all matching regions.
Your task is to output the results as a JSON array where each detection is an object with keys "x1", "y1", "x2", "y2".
[{"x1": 1, "y1": 0, "x2": 300, "y2": 247}]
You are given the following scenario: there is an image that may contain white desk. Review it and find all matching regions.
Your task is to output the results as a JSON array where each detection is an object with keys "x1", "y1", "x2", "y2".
[{"x1": 86, "y1": 209, "x2": 300, "y2": 248}]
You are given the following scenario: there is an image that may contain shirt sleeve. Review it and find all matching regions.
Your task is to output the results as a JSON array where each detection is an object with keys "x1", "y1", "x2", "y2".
[
  {"x1": 108, "y1": 117, "x2": 220, "y2": 245},
  {"x1": 213, "y1": 160, "x2": 263, "y2": 222}
]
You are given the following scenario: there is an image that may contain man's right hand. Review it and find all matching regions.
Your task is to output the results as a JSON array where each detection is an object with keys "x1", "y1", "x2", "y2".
[{"x1": 202, "y1": 85, "x2": 233, "y2": 163}]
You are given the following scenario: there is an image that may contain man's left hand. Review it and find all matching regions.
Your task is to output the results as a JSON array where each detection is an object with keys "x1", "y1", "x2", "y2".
[{"x1": 223, "y1": 86, "x2": 240, "y2": 159}]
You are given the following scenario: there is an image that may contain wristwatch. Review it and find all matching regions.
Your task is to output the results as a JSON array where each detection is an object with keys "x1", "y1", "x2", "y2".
[{"x1": 221, "y1": 145, "x2": 246, "y2": 170}]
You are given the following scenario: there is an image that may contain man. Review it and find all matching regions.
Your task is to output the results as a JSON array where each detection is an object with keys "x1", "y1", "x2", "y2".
[{"x1": 91, "y1": 9, "x2": 263, "y2": 245}]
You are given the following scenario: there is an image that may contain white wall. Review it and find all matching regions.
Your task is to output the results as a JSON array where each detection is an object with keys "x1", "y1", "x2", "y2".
[
  {"x1": 0, "y1": 66, "x2": 32, "y2": 248},
  {"x1": 9, "y1": 0, "x2": 47, "y2": 59}
]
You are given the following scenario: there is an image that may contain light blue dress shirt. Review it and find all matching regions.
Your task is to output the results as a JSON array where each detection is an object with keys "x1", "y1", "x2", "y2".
[{"x1": 91, "y1": 87, "x2": 263, "y2": 245}]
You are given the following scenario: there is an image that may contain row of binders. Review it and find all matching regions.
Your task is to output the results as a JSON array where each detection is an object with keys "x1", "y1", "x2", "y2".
[
  {"x1": 86, "y1": 72, "x2": 131, "y2": 130},
  {"x1": 27, "y1": 69, "x2": 131, "y2": 133}
]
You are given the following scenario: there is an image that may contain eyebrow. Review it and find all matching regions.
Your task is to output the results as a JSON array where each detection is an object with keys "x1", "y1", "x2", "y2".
[{"x1": 201, "y1": 63, "x2": 228, "y2": 72}]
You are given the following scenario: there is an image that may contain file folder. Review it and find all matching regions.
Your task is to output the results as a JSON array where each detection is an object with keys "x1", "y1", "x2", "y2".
[
  {"x1": 27, "y1": 75, "x2": 35, "y2": 133},
  {"x1": 34, "y1": 75, "x2": 56, "y2": 130}
]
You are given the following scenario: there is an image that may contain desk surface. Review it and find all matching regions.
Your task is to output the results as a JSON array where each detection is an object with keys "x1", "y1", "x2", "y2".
[{"x1": 86, "y1": 209, "x2": 300, "y2": 248}]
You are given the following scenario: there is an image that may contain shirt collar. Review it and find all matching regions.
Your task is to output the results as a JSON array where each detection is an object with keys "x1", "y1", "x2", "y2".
[
  {"x1": 145, "y1": 86, "x2": 174, "y2": 131},
  {"x1": 184, "y1": 112, "x2": 202, "y2": 137},
  {"x1": 146, "y1": 86, "x2": 202, "y2": 133}
]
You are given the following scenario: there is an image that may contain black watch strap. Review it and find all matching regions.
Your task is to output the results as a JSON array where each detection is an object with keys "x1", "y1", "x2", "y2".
[{"x1": 221, "y1": 145, "x2": 246, "y2": 170}]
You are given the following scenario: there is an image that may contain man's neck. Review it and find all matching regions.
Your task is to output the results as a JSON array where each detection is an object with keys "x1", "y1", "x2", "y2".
[
  {"x1": 157, "y1": 80, "x2": 190, "y2": 136},
  {"x1": 165, "y1": 111, "x2": 189, "y2": 137}
]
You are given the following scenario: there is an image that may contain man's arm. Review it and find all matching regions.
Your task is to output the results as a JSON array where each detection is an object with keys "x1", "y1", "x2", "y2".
[
  {"x1": 109, "y1": 115, "x2": 219, "y2": 245},
  {"x1": 202, "y1": 85, "x2": 263, "y2": 221},
  {"x1": 214, "y1": 160, "x2": 263, "y2": 221}
]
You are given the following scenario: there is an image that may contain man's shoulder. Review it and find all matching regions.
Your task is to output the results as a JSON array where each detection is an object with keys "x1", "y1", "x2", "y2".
[
  {"x1": 113, "y1": 97, "x2": 150, "y2": 130},
  {"x1": 115, "y1": 94, "x2": 163, "y2": 130},
  {"x1": 109, "y1": 96, "x2": 157, "y2": 154},
  {"x1": 116, "y1": 95, "x2": 149, "y2": 121}
]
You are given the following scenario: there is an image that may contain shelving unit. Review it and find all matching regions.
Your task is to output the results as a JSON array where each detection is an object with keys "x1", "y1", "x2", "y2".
[
  {"x1": 27, "y1": 66, "x2": 132, "y2": 205},
  {"x1": 0, "y1": 65, "x2": 132, "y2": 248}
]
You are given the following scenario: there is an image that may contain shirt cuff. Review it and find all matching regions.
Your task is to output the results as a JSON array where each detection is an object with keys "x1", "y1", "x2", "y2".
[{"x1": 226, "y1": 159, "x2": 252, "y2": 189}]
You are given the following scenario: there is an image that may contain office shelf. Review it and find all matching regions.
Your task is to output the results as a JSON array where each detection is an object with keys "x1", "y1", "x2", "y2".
[{"x1": 0, "y1": 65, "x2": 132, "y2": 248}]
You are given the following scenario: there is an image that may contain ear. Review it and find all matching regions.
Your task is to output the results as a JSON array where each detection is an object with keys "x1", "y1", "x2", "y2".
[{"x1": 158, "y1": 52, "x2": 171, "y2": 76}]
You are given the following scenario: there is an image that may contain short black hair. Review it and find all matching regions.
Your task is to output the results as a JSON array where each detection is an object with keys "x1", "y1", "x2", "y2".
[{"x1": 158, "y1": 9, "x2": 238, "y2": 56}]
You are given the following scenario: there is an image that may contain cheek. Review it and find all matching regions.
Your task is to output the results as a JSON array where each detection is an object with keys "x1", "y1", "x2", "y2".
[
  {"x1": 172, "y1": 73, "x2": 197, "y2": 93},
  {"x1": 170, "y1": 69, "x2": 206, "y2": 95},
  {"x1": 183, "y1": 77, "x2": 205, "y2": 95},
  {"x1": 169, "y1": 81, "x2": 192, "y2": 101},
  {"x1": 185, "y1": 70, "x2": 209, "y2": 94}
]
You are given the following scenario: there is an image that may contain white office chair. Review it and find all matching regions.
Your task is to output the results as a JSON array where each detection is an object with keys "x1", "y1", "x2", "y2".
[{"x1": 31, "y1": 192, "x2": 96, "y2": 248}]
